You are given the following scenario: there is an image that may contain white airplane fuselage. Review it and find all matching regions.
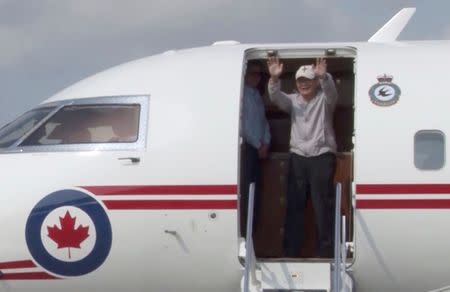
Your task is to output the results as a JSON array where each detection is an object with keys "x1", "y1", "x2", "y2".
[{"x1": 0, "y1": 39, "x2": 450, "y2": 292}]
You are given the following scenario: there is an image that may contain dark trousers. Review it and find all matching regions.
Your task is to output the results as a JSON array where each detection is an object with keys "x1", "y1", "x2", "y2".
[
  {"x1": 283, "y1": 152, "x2": 336, "y2": 257},
  {"x1": 240, "y1": 142, "x2": 261, "y2": 238}
]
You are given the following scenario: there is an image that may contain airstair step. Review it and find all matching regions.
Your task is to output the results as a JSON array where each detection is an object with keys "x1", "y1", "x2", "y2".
[{"x1": 260, "y1": 262, "x2": 330, "y2": 292}]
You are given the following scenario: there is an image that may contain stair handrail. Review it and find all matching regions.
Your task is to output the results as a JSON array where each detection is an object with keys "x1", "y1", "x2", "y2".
[
  {"x1": 341, "y1": 215, "x2": 347, "y2": 271},
  {"x1": 243, "y1": 182, "x2": 257, "y2": 292},
  {"x1": 333, "y1": 183, "x2": 342, "y2": 292}
]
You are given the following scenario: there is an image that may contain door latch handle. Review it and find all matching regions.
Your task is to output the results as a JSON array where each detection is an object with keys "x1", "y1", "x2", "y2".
[
  {"x1": 165, "y1": 230, "x2": 177, "y2": 236},
  {"x1": 118, "y1": 157, "x2": 140, "y2": 163}
]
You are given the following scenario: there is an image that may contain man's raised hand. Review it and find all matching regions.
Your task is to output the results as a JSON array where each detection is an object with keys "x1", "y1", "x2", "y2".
[
  {"x1": 267, "y1": 56, "x2": 283, "y2": 81},
  {"x1": 314, "y1": 58, "x2": 327, "y2": 79}
]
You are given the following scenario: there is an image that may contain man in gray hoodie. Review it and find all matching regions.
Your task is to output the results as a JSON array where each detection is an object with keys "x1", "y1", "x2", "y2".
[{"x1": 267, "y1": 56, "x2": 338, "y2": 257}]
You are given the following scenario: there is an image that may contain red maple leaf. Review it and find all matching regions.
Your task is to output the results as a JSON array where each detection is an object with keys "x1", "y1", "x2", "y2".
[{"x1": 47, "y1": 210, "x2": 90, "y2": 259}]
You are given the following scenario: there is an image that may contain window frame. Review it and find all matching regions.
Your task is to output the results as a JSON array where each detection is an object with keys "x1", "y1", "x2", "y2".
[
  {"x1": 414, "y1": 129, "x2": 446, "y2": 171},
  {"x1": 0, "y1": 105, "x2": 61, "y2": 149},
  {"x1": 2, "y1": 95, "x2": 149, "y2": 153}
]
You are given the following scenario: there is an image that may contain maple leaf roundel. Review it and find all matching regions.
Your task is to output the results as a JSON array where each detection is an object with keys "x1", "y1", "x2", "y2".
[
  {"x1": 42, "y1": 206, "x2": 96, "y2": 262},
  {"x1": 25, "y1": 189, "x2": 112, "y2": 277},
  {"x1": 47, "y1": 210, "x2": 90, "y2": 252}
]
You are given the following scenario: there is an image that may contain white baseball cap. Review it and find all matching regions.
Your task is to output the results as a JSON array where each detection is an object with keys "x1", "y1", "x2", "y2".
[{"x1": 295, "y1": 65, "x2": 315, "y2": 80}]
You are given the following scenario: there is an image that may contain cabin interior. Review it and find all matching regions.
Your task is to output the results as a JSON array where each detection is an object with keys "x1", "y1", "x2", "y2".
[{"x1": 238, "y1": 49, "x2": 355, "y2": 259}]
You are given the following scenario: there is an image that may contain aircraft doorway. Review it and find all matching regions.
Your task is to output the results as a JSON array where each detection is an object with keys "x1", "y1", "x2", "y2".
[{"x1": 238, "y1": 48, "x2": 355, "y2": 260}]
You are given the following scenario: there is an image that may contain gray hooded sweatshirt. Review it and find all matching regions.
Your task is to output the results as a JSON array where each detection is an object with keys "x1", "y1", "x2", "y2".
[{"x1": 268, "y1": 73, "x2": 338, "y2": 157}]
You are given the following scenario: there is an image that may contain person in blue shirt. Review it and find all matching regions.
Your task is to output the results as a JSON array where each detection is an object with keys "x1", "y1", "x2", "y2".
[{"x1": 240, "y1": 60, "x2": 271, "y2": 238}]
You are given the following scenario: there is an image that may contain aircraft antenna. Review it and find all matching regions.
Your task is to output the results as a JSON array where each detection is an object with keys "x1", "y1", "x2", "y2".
[{"x1": 368, "y1": 7, "x2": 416, "y2": 42}]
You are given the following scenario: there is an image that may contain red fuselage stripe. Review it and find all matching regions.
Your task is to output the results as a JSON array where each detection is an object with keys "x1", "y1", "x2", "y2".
[
  {"x1": 0, "y1": 260, "x2": 35, "y2": 269},
  {"x1": 356, "y1": 199, "x2": 450, "y2": 209},
  {"x1": 82, "y1": 185, "x2": 238, "y2": 196},
  {"x1": 103, "y1": 200, "x2": 238, "y2": 210},
  {"x1": 1, "y1": 272, "x2": 58, "y2": 280},
  {"x1": 356, "y1": 184, "x2": 450, "y2": 194}
]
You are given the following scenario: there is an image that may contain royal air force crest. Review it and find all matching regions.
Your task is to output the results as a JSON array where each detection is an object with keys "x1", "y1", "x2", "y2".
[{"x1": 368, "y1": 74, "x2": 401, "y2": 106}]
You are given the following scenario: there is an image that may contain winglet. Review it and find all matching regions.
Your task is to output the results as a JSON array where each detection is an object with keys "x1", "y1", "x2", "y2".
[{"x1": 368, "y1": 8, "x2": 416, "y2": 42}]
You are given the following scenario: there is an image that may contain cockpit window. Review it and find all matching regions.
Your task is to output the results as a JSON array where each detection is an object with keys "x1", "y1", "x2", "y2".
[
  {"x1": 0, "y1": 107, "x2": 55, "y2": 148},
  {"x1": 20, "y1": 104, "x2": 140, "y2": 146}
]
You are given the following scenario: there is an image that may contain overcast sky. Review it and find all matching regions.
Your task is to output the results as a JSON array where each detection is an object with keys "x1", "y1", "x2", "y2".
[{"x1": 0, "y1": 0, "x2": 449, "y2": 126}]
